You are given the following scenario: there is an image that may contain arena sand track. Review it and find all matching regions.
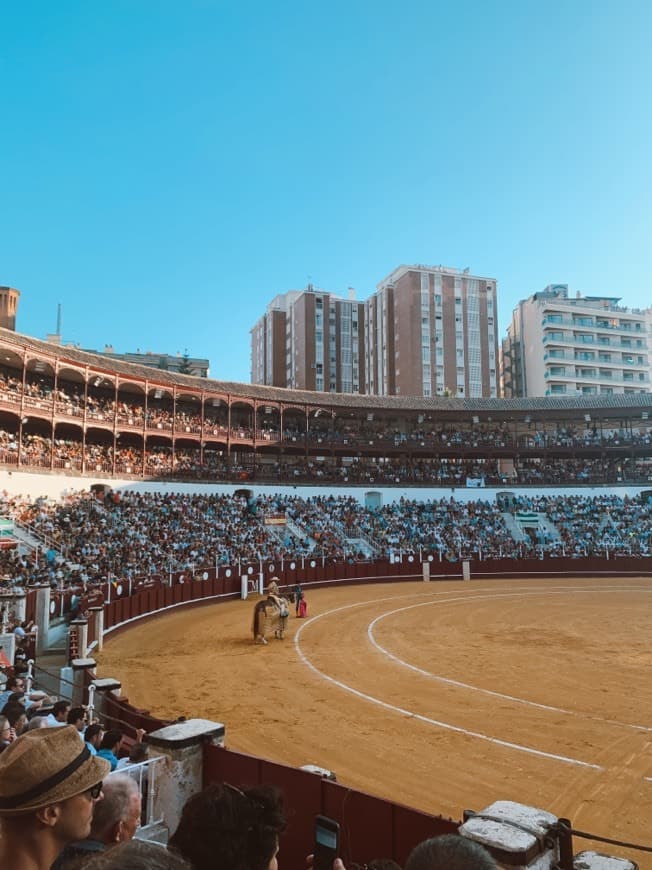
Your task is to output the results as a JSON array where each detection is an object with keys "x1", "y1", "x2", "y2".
[{"x1": 99, "y1": 577, "x2": 652, "y2": 865}]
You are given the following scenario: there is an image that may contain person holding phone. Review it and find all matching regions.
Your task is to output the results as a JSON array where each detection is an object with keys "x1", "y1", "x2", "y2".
[
  {"x1": 313, "y1": 815, "x2": 340, "y2": 870},
  {"x1": 169, "y1": 782, "x2": 286, "y2": 870}
]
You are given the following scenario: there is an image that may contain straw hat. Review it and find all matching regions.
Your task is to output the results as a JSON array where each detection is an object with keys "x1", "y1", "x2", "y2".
[{"x1": 0, "y1": 724, "x2": 110, "y2": 815}]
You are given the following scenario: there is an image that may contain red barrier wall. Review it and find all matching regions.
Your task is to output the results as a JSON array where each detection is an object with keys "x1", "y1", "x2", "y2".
[
  {"x1": 99, "y1": 555, "x2": 652, "y2": 636},
  {"x1": 202, "y1": 745, "x2": 458, "y2": 868}
]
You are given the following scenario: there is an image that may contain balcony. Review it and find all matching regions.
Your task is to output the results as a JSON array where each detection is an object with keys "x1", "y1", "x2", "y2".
[
  {"x1": 542, "y1": 315, "x2": 646, "y2": 334},
  {"x1": 543, "y1": 365, "x2": 650, "y2": 386}
]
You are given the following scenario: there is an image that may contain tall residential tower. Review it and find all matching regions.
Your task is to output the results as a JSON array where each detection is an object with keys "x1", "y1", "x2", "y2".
[
  {"x1": 251, "y1": 286, "x2": 365, "y2": 393},
  {"x1": 365, "y1": 265, "x2": 499, "y2": 397}
]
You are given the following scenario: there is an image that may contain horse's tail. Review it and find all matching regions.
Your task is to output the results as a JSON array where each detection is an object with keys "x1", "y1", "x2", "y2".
[{"x1": 252, "y1": 601, "x2": 261, "y2": 638}]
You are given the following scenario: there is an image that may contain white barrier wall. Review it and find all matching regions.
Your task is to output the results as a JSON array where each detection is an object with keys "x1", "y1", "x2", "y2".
[{"x1": 1, "y1": 469, "x2": 650, "y2": 506}]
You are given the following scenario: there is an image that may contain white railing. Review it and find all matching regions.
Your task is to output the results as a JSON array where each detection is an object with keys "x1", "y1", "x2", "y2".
[{"x1": 109, "y1": 755, "x2": 166, "y2": 832}]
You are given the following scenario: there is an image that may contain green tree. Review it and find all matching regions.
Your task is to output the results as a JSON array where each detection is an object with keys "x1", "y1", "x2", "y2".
[{"x1": 178, "y1": 350, "x2": 193, "y2": 375}]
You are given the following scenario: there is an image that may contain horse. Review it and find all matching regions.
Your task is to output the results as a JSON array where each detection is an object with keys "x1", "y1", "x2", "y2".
[{"x1": 252, "y1": 593, "x2": 290, "y2": 644}]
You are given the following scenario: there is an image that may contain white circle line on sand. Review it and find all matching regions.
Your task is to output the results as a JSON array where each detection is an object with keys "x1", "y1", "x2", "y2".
[
  {"x1": 293, "y1": 587, "x2": 612, "y2": 771},
  {"x1": 367, "y1": 587, "x2": 652, "y2": 733}
]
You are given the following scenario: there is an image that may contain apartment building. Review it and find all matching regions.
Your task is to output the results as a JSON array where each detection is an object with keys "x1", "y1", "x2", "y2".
[
  {"x1": 0, "y1": 287, "x2": 20, "y2": 331},
  {"x1": 95, "y1": 347, "x2": 210, "y2": 377},
  {"x1": 502, "y1": 284, "x2": 651, "y2": 397},
  {"x1": 250, "y1": 292, "x2": 299, "y2": 387},
  {"x1": 251, "y1": 286, "x2": 365, "y2": 393},
  {"x1": 365, "y1": 265, "x2": 499, "y2": 397}
]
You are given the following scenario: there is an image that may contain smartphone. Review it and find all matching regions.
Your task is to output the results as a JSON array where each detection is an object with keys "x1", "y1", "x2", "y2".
[{"x1": 314, "y1": 815, "x2": 340, "y2": 870}]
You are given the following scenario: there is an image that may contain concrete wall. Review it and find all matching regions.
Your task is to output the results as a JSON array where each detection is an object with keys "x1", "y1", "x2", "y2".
[{"x1": 1, "y1": 469, "x2": 649, "y2": 507}]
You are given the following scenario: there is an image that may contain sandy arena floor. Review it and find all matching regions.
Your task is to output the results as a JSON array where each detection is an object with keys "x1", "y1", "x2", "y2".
[{"x1": 98, "y1": 577, "x2": 652, "y2": 865}]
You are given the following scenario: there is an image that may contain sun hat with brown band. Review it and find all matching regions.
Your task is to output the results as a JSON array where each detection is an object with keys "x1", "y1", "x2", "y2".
[{"x1": 0, "y1": 724, "x2": 110, "y2": 815}]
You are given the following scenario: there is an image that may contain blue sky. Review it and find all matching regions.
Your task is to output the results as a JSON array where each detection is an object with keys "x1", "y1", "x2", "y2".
[{"x1": 1, "y1": 1, "x2": 650, "y2": 382}]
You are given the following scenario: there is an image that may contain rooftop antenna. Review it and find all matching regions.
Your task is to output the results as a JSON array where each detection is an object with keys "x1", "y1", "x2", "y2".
[{"x1": 56, "y1": 303, "x2": 62, "y2": 336}]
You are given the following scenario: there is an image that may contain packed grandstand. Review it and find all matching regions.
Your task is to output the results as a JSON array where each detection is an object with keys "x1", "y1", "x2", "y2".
[
  {"x1": 1, "y1": 326, "x2": 651, "y2": 868},
  {"x1": 0, "y1": 323, "x2": 650, "y2": 615}
]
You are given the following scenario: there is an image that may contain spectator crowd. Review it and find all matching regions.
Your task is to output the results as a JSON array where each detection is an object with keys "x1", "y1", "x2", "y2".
[{"x1": 0, "y1": 491, "x2": 649, "y2": 602}]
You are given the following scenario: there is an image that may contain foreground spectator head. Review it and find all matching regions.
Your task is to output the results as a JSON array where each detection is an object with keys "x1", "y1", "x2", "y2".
[
  {"x1": 100, "y1": 729, "x2": 123, "y2": 753},
  {"x1": 52, "y1": 700, "x2": 72, "y2": 724},
  {"x1": 127, "y1": 741, "x2": 148, "y2": 764},
  {"x1": 405, "y1": 835, "x2": 497, "y2": 870},
  {"x1": 67, "y1": 706, "x2": 86, "y2": 732},
  {"x1": 91, "y1": 773, "x2": 141, "y2": 844},
  {"x1": 0, "y1": 725, "x2": 110, "y2": 870},
  {"x1": 27, "y1": 715, "x2": 50, "y2": 731},
  {"x1": 3, "y1": 702, "x2": 27, "y2": 735},
  {"x1": 84, "y1": 840, "x2": 191, "y2": 869},
  {"x1": 0, "y1": 714, "x2": 11, "y2": 749},
  {"x1": 169, "y1": 782, "x2": 286, "y2": 870},
  {"x1": 6, "y1": 675, "x2": 26, "y2": 692},
  {"x1": 365, "y1": 861, "x2": 402, "y2": 870},
  {"x1": 85, "y1": 723, "x2": 104, "y2": 750},
  {"x1": 53, "y1": 774, "x2": 142, "y2": 868},
  {"x1": 97, "y1": 729, "x2": 124, "y2": 771}
]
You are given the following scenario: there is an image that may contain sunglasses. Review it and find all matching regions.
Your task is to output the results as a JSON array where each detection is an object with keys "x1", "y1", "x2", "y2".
[{"x1": 87, "y1": 782, "x2": 103, "y2": 800}]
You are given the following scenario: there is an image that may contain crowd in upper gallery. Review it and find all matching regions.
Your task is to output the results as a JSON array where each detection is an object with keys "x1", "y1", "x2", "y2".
[
  {"x1": 2, "y1": 364, "x2": 652, "y2": 451},
  {"x1": 1, "y1": 428, "x2": 651, "y2": 486}
]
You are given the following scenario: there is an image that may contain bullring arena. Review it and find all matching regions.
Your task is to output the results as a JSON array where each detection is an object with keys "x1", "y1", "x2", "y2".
[
  {"x1": 1, "y1": 329, "x2": 652, "y2": 866},
  {"x1": 98, "y1": 576, "x2": 652, "y2": 865}
]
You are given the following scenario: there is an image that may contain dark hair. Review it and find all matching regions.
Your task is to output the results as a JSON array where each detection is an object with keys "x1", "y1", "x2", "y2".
[
  {"x1": 100, "y1": 729, "x2": 123, "y2": 750},
  {"x1": 6, "y1": 676, "x2": 25, "y2": 690},
  {"x1": 3, "y1": 704, "x2": 27, "y2": 728},
  {"x1": 85, "y1": 723, "x2": 104, "y2": 743},
  {"x1": 53, "y1": 700, "x2": 71, "y2": 717},
  {"x1": 67, "y1": 705, "x2": 85, "y2": 724},
  {"x1": 84, "y1": 840, "x2": 191, "y2": 869},
  {"x1": 405, "y1": 835, "x2": 497, "y2": 870},
  {"x1": 366, "y1": 861, "x2": 402, "y2": 870},
  {"x1": 128, "y1": 742, "x2": 149, "y2": 763},
  {"x1": 169, "y1": 783, "x2": 286, "y2": 870}
]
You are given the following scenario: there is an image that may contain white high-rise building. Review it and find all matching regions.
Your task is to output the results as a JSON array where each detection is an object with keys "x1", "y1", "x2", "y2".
[{"x1": 502, "y1": 285, "x2": 651, "y2": 397}]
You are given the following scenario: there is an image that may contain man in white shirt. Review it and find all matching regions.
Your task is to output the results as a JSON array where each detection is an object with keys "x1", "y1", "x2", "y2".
[{"x1": 46, "y1": 701, "x2": 71, "y2": 728}]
